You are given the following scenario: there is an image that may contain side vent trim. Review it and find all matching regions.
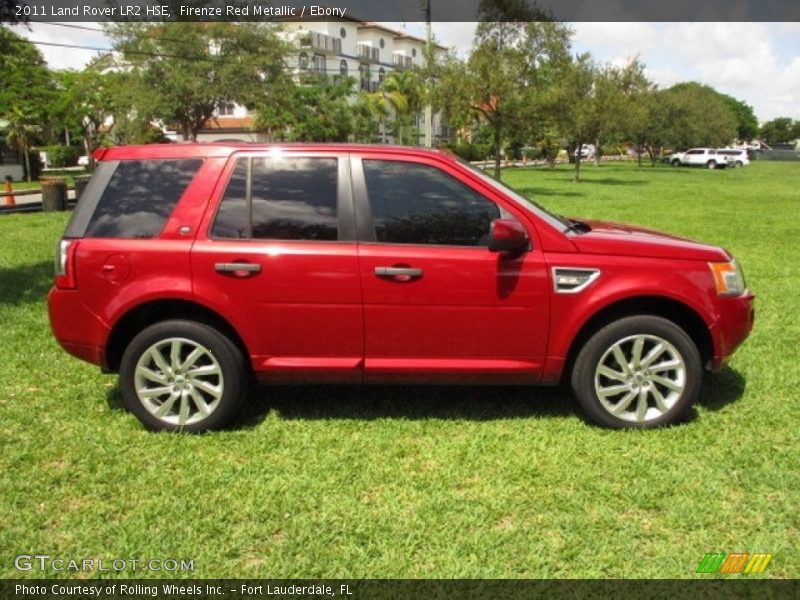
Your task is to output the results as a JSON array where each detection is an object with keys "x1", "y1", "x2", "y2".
[{"x1": 552, "y1": 267, "x2": 601, "y2": 294}]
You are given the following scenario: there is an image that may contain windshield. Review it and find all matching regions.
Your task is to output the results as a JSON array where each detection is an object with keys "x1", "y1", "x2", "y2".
[{"x1": 456, "y1": 158, "x2": 573, "y2": 232}]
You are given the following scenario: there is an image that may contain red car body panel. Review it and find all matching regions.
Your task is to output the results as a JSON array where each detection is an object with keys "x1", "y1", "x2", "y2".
[{"x1": 48, "y1": 143, "x2": 755, "y2": 391}]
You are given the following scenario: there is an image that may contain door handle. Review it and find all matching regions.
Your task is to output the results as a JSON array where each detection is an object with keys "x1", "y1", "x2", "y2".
[
  {"x1": 214, "y1": 262, "x2": 262, "y2": 275},
  {"x1": 374, "y1": 266, "x2": 423, "y2": 281}
]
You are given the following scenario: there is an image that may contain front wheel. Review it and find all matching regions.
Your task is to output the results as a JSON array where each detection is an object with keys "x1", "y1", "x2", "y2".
[
  {"x1": 671, "y1": 159, "x2": 681, "y2": 167},
  {"x1": 570, "y1": 316, "x2": 702, "y2": 429},
  {"x1": 120, "y1": 320, "x2": 246, "y2": 432}
]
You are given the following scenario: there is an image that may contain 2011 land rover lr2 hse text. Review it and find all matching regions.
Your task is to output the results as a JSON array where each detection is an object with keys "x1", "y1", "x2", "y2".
[{"x1": 48, "y1": 144, "x2": 755, "y2": 432}]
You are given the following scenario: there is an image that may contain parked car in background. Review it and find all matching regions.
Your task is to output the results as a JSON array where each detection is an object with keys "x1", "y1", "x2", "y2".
[
  {"x1": 669, "y1": 148, "x2": 726, "y2": 169},
  {"x1": 573, "y1": 144, "x2": 596, "y2": 160},
  {"x1": 48, "y1": 143, "x2": 754, "y2": 432},
  {"x1": 715, "y1": 148, "x2": 750, "y2": 168}
]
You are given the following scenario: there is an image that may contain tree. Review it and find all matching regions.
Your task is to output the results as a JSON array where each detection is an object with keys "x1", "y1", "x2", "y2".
[
  {"x1": 647, "y1": 82, "x2": 737, "y2": 151},
  {"x1": 0, "y1": 27, "x2": 55, "y2": 120},
  {"x1": 544, "y1": 52, "x2": 596, "y2": 182},
  {"x1": 0, "y1": 0, "x2": 27, "y2": 24},
  {"x1": 288, "y1": 76, "x2": 355, "y2": 142},
  {"x1": 720, "y1": 94, "x2": 759, "y2": 141},
  {"x1": 107, "y1": 22, "x2": 291, "y2": 141},
  {"x1": 52, "y1": 63, "x2": 118, "y2": 168},
  {"x1": 438, "y1": 17, "x2": 572, "y2": 178},
  {"x1": 612, "y1": 58, "x2": 656, "y2": 167},
  {"x1": 759, "y1": 117, "x2": 800, "y2": 144},
  {"x1": 379, "y1": 69, "x2": 426, "y2": 145},
  {"x1": 351, "y1": 92, "x2": 387, "y2": 143},
  {"x1": 4, "y1": 106, "x2": 41, "y2": 181}
]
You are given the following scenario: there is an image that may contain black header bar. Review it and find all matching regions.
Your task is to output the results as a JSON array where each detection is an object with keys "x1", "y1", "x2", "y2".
[{"x1": 4, "y1": 0, "x2": 800, "y2": 23}]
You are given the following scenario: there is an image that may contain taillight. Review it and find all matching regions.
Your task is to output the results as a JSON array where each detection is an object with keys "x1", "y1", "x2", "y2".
[{"x1": 54, "y1": 239, "x2": 78, "y2": 289}]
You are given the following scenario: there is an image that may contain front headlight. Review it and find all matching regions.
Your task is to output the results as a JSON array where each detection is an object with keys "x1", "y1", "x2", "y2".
[{"x1": 709, "y1": 259, "x2": 746, "y2": 296}]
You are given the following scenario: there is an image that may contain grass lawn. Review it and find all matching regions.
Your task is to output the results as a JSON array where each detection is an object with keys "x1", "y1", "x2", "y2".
[{"x1": 0, "y1": 160, "x2": 797, "y2": 579}]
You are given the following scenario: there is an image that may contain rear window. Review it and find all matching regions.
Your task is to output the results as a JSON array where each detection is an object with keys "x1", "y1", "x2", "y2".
[{"x1": 79, "y1": 159, "x2": 202, "y2": 239}]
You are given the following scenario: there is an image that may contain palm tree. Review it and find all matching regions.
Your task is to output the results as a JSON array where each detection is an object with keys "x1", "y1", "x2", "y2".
[
  {"x1": 379, "y1": 70, "x2": 425, "y2": 145},
  {"x1": 4, "y1": 107, "x2": 41, "y2": 182}
]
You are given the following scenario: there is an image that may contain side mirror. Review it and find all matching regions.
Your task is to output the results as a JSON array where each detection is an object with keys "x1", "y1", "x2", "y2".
[{"x1": 488, "y1": 218, "x2": 529, "y2": 253}]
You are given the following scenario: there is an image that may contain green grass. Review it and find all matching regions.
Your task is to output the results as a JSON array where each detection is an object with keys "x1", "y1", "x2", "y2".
[{"x1": 1, "y1": 160, "x2": 798, "y2": 579}]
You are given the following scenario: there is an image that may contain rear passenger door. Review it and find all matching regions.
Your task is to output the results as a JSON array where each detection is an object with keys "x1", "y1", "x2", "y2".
[{"x1": 191, "y1": 152, "x2": 363, "y2": 383}]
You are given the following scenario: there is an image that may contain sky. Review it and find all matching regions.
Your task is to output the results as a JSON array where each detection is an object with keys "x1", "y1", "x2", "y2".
[{"x1": 14, "y1": 21, "x2": 800, "y2": 124}]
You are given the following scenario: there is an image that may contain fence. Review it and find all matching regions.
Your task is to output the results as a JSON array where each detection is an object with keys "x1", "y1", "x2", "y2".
[{"x1": 758, "y1": 149, "x2": 800, "y2": 161}]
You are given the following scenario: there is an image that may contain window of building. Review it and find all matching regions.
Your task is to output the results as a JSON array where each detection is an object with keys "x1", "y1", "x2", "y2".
[
  {"x1": 379, "y1": 38, "x2": 385, "y2": 49},
  {"x1": 340, "y1": 59, "x2": 348, "y2": 77},
  {"x1": 362, "y1": 160, "x2": 500, "y2": 246},
  {"x1": 298, "y1": 52, "x2": 309, "y2": 70},
  {"x1": 340, "y1": 27, "x2": 347, "y2": 39},
  {"x1": 217, "y1": 102, "x2": 236, "y2": 117},
  {"x1": 312, "y1": 53, "x2": 326, "y2": 73}
]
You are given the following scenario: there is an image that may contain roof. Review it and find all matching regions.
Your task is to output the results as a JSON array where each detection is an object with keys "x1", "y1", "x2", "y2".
[
  {"x1": 201, "y1": 117, "x2": 255, "y2": 131},
  {"x1": 358, "y1": 22, "x2": 447, "y2": 50},
  {"x1": 94, "y1": 142, "x2": 452, "y2": 162}
]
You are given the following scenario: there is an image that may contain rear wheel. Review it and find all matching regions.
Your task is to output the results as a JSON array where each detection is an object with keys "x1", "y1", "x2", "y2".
[
  {"x1": 570, "y1": 316, "x2": 702, "y2": 429},
  {"x1": 120, "y1": 320, "x2": 246, "y2": 432},
  {"x1": 734, "y1": 160, "x2": 743, "y2": 168},
  {"x1": 707, "y1": 160, "x2": 717, "y2": 169}
]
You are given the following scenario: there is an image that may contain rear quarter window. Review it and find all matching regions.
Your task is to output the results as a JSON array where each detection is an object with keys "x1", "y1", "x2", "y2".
[{"x1": 80, "y1": 159, "x2": 203, "y2": 239}]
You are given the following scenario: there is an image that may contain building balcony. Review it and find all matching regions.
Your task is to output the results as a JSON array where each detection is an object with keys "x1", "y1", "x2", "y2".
[
  {"x1": 392, "y1": 53, "x2": 413, "y2": 68},
  {"x1": 299, "y1": 31, "x2": 342, "y2": 54},
  {"x1": 357, "y1": 43, "x2": 380, "y2": 63}
]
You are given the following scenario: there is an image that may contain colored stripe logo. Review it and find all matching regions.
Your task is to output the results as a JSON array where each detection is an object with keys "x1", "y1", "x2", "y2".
[{"x1": 696, "y1": 553, "x2": 772, "y2": 574}]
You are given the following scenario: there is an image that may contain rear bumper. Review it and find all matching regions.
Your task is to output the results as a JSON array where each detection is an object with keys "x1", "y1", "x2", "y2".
[
  {"x1": 47, "y1": 287, "x2": 109, "y2": 368},
  {"x1": 708, "y1": 291, "x2": 755, "y2": 370}
]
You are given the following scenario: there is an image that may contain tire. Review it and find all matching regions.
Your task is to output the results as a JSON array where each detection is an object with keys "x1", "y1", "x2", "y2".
[
  {"x1": 671, "y1": 159, "x2": 681, "y2": 167},
  {"x1": 707, "y1": 160, "x2": 717, "y2": 169},
  {"x1": 570, "y1": 316, "x2": 702, "y2": 429},
  {"x1": 734, "y1": 161, "x2": 743, "y2": 168},
  {"x1": 119, "y1": 320, "x2": 246, "y2": 432}
]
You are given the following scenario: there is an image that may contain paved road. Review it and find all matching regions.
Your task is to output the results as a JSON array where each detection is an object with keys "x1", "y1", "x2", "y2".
[{"x1": 3, "y1": 189, "x2": 76, "y2": 207}]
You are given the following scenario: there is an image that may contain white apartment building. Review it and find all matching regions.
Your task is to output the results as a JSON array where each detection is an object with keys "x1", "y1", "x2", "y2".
[{"x1": 198, "y1": 19, "x2": 449, "y2": 145}]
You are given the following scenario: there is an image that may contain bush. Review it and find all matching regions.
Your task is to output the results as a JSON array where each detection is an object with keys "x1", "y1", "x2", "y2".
[
  {"x1": 41, "y1": 145, "x2": 81, "y2": 168},
  {"x1": 444, "y1": 141, "x2": 492, "y2": 162}
]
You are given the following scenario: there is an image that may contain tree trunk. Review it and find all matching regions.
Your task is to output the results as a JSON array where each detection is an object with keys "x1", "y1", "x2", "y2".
[
  {"x1": 23, "y1": 146, "x2": 32, "y2": 183},
  {"x1": 573, "y1": 137, "x2": 582, "y2": 183},
  {"x1": 594, "y1": 136, "x2": 600, "y2": 167},
  {"x1": 493, "y1": 127, "x2": 502, "y2": 179}
]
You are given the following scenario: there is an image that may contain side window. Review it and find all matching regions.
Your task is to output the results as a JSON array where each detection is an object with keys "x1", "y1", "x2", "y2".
[
  {"x1": 211, "y1": 156, "x2": 338, "y2": 241},
  {"x1": 84, "y1": 159, "x2": 202, "y2": 238},
  {"x1": 362, "y1": 160, "x2": 500, "y2": 246},
  {"x1": 211, "y1": 159, "x2": 248, "y2": 239}
]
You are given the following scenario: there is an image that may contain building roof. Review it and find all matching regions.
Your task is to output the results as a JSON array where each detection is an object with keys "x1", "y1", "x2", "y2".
[{"x1": 357, "y1": 22, "x2": 447, "y2": 50}]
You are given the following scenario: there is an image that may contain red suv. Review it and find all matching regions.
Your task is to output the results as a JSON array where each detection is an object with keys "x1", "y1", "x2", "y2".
[{"x1": 48, "y1": 144, "x2": 754, "y2": 431}]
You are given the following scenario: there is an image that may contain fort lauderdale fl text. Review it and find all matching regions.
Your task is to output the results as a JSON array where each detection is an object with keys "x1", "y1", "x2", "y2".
[{"x1": 21, "y1": 3, "x2": 347, "y2": 18}]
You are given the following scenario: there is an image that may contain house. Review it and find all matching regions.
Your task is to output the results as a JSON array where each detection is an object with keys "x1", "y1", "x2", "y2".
[{"x1": 0, "y1": 120, "x2": 24, "y2": 181}]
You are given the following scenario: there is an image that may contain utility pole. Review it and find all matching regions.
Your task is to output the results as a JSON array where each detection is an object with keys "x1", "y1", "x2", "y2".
[{"x1": 423, "y1": 0, "x2": 433, "y2": 148}]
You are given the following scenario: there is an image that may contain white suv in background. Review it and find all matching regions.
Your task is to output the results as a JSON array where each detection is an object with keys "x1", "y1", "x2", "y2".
[
  {"x1": 716, "y1": 148, "x2": 750, "y2": 168},
  {"x1": 669, "y1": 148, "x2": 726, "y2": 169}
]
